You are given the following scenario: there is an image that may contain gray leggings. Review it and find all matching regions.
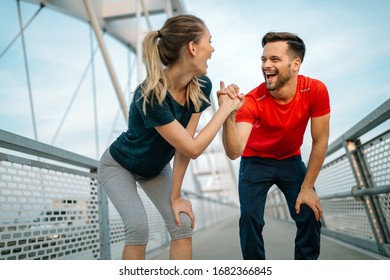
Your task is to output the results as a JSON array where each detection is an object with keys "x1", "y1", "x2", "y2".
[{"x1": 98, "y1": 149, "x2": 192, "y2": 245}]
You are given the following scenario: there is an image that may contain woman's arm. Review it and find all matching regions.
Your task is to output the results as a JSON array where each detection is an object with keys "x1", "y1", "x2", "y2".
[
  {"x1": 170, "y1": 113, "x2": 201, "y2": 228},
  {"x1": 155, "y1": 92, "x2": 240, "y2": 159}
]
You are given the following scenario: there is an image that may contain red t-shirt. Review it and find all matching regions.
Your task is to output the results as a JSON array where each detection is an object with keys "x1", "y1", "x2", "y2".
[{"x1": 236, "y1": 75, "x2": 330, "y2": 159}]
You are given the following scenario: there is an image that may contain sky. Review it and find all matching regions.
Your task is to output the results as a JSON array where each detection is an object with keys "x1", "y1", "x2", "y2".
[{"x1": 0, "y1": 0, "x2": 389, "y2": 162}]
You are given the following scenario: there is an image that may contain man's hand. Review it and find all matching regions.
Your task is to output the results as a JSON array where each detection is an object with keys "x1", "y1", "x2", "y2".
[
  {"x1": 217, "y1": 81, "x2": 245, "y2": 112},
  {"x1": 295, "y1": 188, "x2": 322, "y2": 221}
]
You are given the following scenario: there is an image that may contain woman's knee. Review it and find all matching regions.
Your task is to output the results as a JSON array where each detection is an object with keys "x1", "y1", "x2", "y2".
[
  {"x1": 124, "y1": 222, "x2": 149, "y2": 245},
  {"x1": 169, "y1": 213, "x2": 193, "y2": 240}
]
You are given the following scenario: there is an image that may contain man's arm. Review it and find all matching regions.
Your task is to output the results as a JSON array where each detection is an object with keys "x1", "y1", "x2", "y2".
[
  {"x1": 295, "y1": 113, "x2": 330, "y2": 220},
  {"x1": 222, "y1": 113, "x2": 252, "y2": 160},
  {"x1": 218, "y1": 81, "x2": 252, "y2": 159}
]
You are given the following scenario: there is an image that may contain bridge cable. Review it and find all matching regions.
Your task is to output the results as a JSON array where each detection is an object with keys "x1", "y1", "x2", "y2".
[
  {"x1": 17, "y1": 1, "x2": 41, "y2": 140},
  {"x1": 0, "y1": 3, "x2": 44, "y2": 61},
  {"x1": 90, "y1": 26, "x2": 100, "y2": 159},
  {"x1": 51, "y1": 45, "x2": 100, "y2": 145}
]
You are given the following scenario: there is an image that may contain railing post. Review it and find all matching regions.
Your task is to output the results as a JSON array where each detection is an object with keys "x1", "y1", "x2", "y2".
[
  {"x1": 344, "y1": 139, "x2": 390, "y2": 254},
  {"x1": 96, "y1": 177, "x2": 112, "y2": 260}
]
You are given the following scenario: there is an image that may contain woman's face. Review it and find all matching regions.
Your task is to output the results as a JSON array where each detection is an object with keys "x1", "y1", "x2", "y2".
[{"x1": 192, "y1": 27, "x2": 215, "y2": 75}]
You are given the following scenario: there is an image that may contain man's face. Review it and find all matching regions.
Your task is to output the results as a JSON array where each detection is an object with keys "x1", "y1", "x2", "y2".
[{"x1": 261, "y1": 41, "x2": 297, "y2": 91}]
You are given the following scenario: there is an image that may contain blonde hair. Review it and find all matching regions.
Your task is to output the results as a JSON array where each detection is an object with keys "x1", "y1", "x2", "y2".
[{"x1": 141, "y1": 14, "x2": 209, "y2": 113}]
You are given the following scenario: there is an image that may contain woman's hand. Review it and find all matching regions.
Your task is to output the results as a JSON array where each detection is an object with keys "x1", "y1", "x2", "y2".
[
  {"x1": 217, "y1": 81, "x2": 245, "y2": 112},
  {"x1": 171, "y1": 197, "x2": 195, "y2": 229}
]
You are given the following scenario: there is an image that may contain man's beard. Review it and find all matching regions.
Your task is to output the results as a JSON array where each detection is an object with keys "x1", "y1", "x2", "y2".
[{"x1": 266, "y1": 70, "x2": 292, "y2": 91}]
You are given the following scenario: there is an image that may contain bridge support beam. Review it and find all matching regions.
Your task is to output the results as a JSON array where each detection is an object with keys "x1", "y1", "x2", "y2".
[
  {"x1": 83, "y1": 0, "x2": 128, "y2": 122},
  {"x1": 344, "y1": 139, "x2": 390, "y2": 256}
]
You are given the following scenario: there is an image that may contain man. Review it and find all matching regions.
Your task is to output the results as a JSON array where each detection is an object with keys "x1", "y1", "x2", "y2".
[{"x1": 219, "y1": 32, "x2": 330, "y2": 260}]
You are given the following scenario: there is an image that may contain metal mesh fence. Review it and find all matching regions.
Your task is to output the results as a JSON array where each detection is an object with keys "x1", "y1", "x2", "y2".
[
  {"x1": 315, "y1": 155, "x2": 356, "y2": 197},
  {"x1": 363, "y1": 134, "x2": 390, "y2": 187},
  {"x1": 361, "y1": 133, "x2": 390, "y2": 224},
  {"x1": 321, "y1": 197, "x2": 375, "y2": 241},
  {"x1": 0, "y1": 160, "x2": 100, "y2": 260}
]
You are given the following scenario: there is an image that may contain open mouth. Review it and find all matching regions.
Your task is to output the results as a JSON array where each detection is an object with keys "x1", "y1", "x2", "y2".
[{"x1": 265, "y1": 71, "x2": 277, "y2": 81}]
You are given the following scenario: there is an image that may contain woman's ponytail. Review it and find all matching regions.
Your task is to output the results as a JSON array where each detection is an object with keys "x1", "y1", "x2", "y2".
[{"x1": 141, "y1": 31, "x2": 167, "y2": 113}]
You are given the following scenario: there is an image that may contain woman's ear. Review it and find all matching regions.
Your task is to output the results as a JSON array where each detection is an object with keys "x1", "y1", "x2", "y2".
[{"x1": 188, "y1": 41, "x2": 197, "y2": 56}]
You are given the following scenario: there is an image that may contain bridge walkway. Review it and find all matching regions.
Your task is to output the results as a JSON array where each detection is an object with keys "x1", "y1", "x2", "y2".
[{"x1": 150, "y1": 214, "x2": 388, "y2": 260}]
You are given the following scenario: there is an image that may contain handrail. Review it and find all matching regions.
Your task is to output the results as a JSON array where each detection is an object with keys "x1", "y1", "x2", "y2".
[
  {"x1": 327, "y1": 98, "x2": 390, "y2": 155},
  {"x1": 0, "y1": 129, "x2": 98, "y2": 170},
  {"x1": 319, "y1": 185, "x2": 390, "y2": 200}
]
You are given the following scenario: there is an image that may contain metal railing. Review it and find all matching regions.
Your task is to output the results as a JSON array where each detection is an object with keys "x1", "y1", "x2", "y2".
[
  {"x1": 0, "y1": 129, "x2": 238, "y2": 260},
  {"x1": 265, "y1": 98, "x2": 390, "y2": 257}
]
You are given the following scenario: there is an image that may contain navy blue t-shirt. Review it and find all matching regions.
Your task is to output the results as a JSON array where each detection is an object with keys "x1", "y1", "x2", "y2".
[{"x1": 110, "y1": 76, "x2": 212, "y2": 178}]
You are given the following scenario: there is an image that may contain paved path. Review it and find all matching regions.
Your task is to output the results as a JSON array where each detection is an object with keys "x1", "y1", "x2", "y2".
[{"x1": 150, "y1": 215, "x2": 388, "y2": 260}]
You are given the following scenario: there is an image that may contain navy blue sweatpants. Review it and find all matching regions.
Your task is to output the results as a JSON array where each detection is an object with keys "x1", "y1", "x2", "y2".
[{"x1": 238, "y1": 156, "x2": 321, "y2": 260}]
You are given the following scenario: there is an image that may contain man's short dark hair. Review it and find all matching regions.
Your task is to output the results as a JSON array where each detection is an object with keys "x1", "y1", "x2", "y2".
[{"x1": 262, "y1": 32, "x2": 306, "y2": 62}]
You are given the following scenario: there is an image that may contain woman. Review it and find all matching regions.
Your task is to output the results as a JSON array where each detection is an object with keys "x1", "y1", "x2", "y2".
[{"x1": 98, "y1": 14, "x2": 240, "y2": 260}]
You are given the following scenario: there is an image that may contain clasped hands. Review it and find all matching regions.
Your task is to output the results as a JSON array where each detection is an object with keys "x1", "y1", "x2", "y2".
[{"x1": 217, "y1": 81, "x2": 245, "y2": 112}]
